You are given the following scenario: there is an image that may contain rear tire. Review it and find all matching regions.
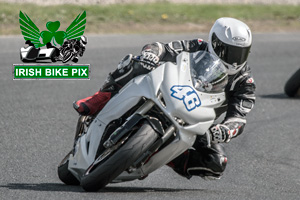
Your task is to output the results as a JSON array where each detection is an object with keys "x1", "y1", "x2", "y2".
[
  {"x1": 57, "y1": 151, "x2": 80, "y2": 185},
  {"x1": 284, "y1": 68, "x2": 300, "y2": 97},
  {"x1": 80, "y1": 121, "x2": 158, "y2": 192},
  {"x1": 57, "y1": 116, "x2": 88, "y2": 186}
]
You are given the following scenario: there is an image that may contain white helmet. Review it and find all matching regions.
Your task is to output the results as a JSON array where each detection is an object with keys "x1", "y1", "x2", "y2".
[
  {"x1": 208, "y1": 17, "x2": 252, "y2": 75},
  {"x1": 80, "y1": 35, "x2": 88, "y2": 46}
]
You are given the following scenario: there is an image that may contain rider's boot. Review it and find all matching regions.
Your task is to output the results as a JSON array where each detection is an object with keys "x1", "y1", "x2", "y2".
[
  {"x1": 73, "y1": 54, "x2": 149, "y2": 116},
  {"x1": 73, "y1": 91, "x2": 111, "y2": 116},
  {"x1": 167, "y1": 136, "x2": 228, "y2": 180}
]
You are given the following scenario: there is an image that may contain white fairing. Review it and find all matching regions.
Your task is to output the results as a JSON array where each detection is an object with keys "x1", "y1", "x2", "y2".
[{"x1": 68, "y1": 51, "x2": 227, "y2": 181}]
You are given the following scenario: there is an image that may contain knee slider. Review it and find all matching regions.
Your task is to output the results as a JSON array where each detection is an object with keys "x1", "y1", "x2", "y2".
[
  {"x1": 205, "y1": 153, "x2": 227, "y2": 173},
  {"x1": 185, "y1": 148, "x2": 227, "y2": 178}
]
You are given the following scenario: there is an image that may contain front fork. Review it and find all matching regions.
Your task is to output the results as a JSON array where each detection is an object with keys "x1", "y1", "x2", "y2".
[
  {"x1": 103, "y1": 100, "x2": 159, "y2": 149},
  {"x1": 74, "y1": 116, "x2": 86, "y2": 141},
  {"x1": 103, "y1": 99, "x2": 176, "y2": 168},
  {"x1": 73, "y1": 115, "x2": 93, "y2": 152}
]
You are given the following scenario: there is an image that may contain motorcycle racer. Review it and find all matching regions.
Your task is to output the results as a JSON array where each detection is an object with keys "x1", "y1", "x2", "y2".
[
  {"x1": 58, "y1": 36, "x2": 87, "y2": 63},
  {"x1": 73, "y1": 17, "x2": 256, "y2": 180}
]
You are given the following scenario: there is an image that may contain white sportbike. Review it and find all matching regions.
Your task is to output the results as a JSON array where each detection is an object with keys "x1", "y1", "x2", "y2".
[{"x1": 58, "y1": 50, "x2": 228, "y2": 191}]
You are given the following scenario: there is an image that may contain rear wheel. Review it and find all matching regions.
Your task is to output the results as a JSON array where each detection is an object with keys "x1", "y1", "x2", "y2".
[
  {"x1": 80, "y1": 121, "x2": 158, "y2": 192},
  {"x1": 284, "y1": 68, "x2": 300, "y2": 97},
  {"x1": 57, "y1": 116, "x2": 88, "y2": 185},
  {"x1": 62, "y1": 51, "x2": 73, "y2": 63},
  {"x1": 57, "y1": 151, "x2": 80, "y2": 185}
]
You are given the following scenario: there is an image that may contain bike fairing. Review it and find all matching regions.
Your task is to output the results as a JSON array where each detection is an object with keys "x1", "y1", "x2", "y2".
[
  {"x1": 59, "y1": 51, "x2": 229, "y2": 191},
  {"x1": 169, "y1": 52, "x2": 228, "y2": 112},
  {"x1": 171, "y1": 85, "x2": 201, "y2": 112}
]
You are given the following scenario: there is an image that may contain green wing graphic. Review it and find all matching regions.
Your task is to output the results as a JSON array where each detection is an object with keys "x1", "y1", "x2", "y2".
[
  {"x1": 65, "y1": 11, "x2": 86, "y2": 40},
  {"x1": 19, "y1": 11, "x2": 43, "y2": 48}
]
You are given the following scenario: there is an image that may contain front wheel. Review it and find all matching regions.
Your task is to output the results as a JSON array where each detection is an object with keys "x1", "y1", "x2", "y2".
[{"x1": 80, "y1": 121, "x2": 158, "y2": 192}]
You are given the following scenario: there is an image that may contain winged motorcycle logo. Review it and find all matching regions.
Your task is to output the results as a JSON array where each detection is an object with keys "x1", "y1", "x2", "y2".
[
  {"x1": 19, "y1": 11, "x2": 86, "y2": 48},
  {"x1": 14, "y1": 11, "x2": 90, "y2": 80},
  {"x1": 19, "y1": 11, "x2": 87, "y2": 63}
]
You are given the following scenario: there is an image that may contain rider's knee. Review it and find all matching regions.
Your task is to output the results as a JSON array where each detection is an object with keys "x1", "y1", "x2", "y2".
[
  {"x1": 186, "y1": 143, "x2": 228, "y2": 179},
  {"x1": 101, "y1": 54, "x2": 135, "y2": 93}
]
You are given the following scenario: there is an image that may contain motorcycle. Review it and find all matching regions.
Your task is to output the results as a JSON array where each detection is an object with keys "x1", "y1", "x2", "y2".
[
  {"x1": 59, "y1": 42, "x2": 79, "y2": 63},
  {"x1": 284, "y1": 68, "x2": 300, "y2": 97},
  {"x1": 57, "y1": 50, "x2": 228, "y2": 191},
  {"x1": 59, "y1": 37, "x2": 86, "y2": 63}
]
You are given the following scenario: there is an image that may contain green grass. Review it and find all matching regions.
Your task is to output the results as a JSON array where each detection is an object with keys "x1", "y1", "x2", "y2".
[{"x1": 1, "y1": 2, "x2": 299, "y2": 35}]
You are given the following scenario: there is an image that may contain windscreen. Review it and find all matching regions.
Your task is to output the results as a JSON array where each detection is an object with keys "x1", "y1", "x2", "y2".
[{"x1": 190, "y1": 51, "x2": 228, "y2": 93}]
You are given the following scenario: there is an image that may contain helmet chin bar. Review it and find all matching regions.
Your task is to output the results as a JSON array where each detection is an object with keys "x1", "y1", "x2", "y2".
[{"x1": 223, "y1": 61, "x2": 246, "y2": 75}]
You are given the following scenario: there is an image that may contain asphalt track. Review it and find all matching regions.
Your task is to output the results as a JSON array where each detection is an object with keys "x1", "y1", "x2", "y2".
[{"x1": 0, "y1": 33, "x2": 300, "y2": 200}]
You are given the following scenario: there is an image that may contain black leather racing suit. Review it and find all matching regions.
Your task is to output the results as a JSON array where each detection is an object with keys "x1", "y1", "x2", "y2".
[{"x1": 101, "y1": 38, "x2": 256, "y2": 178}]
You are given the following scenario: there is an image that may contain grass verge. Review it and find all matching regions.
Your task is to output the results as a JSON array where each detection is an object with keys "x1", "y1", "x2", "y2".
[{"x1": 0, "y1": 2, "x2": 299, "y2": 35}]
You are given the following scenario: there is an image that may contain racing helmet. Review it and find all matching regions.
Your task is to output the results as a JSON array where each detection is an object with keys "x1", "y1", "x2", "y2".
[
  {"x1": 80, "y1": 35, "x2": 88, "y2": 46},
  {"x1": 208, "y1": 17, "x2": 252, "y2": 75}
]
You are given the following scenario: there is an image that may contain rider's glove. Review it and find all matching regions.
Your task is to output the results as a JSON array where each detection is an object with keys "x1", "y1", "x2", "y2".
[
  {"x1": 209, "y1": 124, "x2": 232, "y2": 144},
  {"x1": 140, "y1": 50, "x2": 160, "y2": 70}
]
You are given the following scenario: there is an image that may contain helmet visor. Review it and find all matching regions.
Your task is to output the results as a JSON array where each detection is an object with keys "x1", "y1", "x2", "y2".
[{"x1": 212, "y1": 33, "x2": 251, "y2": 65}]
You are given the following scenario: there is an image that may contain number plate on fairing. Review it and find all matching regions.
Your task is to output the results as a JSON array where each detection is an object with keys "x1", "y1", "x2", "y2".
[{"x1": 170, "y1": 85, "x2": 201, "y2": 112}]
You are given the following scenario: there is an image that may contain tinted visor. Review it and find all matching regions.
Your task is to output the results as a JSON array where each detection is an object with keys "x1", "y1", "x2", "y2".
[{"x1": 211, "y1": 33, "x2": 251, "y2": 65}]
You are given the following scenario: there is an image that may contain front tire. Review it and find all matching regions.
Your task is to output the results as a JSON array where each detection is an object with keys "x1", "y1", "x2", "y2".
[
  {"x1": 80, "y1": 121, "x2": 158, "y2": 192},
  {"x1": 284, "y1": 68, "x2": 300, "y2": 97}
]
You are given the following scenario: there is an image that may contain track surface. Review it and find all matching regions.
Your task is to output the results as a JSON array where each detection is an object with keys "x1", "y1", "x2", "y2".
[{"x1": 1, "y1": 33, "x2": 300, "y2": 200}]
